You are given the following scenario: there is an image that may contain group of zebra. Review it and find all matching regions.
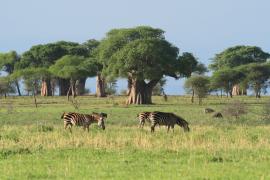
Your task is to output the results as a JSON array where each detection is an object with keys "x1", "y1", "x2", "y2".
[{"x1": 61, "y1": 111, "x2": 190, "y2": 133}]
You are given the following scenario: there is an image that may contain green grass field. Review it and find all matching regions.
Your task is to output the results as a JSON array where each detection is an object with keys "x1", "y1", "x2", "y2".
[{"x1": 0, "y1": 95, "x2": 270, "y2": 179}]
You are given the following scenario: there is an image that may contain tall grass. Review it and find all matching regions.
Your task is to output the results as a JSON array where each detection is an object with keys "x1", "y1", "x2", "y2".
[{"x1": 0, "y1": 95, "x2": 270, "y2": 179}]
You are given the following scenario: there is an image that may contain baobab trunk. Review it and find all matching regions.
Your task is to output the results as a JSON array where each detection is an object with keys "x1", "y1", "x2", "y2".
[
  {"x1": 126, "y1": 76, "x2": 132, "y2": 96},
  {"x1": 41, "y1": 79, "x2": 53, "y2": 96},
  {"x1": 126, "y1": 79, "x2": 159, "y2": 105},
  {"x1": 96, "y1": 73, "x2": 106, "y2": 97},
  {"x1": 75, "y1": 78, "x2": 86, "y2": 95},
  {"x1": 59, "y1": 79, "x2": 70, "y2": 96}
]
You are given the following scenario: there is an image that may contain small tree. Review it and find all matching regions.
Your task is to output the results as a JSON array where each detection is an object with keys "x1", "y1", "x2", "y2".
[
  {"x1": 0, "y1": 77, "x2": 16, "y2": 98},
  {"x1": 11, "y1": 68, "x2": 50, "y2": 108},
  {"x1": 185, "y1": 75, "x2": 210, "y2": 105},
  {"x1": 0, "y1": 51, "x2": 22, "y2": 95}
]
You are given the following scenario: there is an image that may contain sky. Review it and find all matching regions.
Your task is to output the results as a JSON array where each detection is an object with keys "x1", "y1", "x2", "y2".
[{"x1": 1, "y1": 0, "x2": 270, "y2": 95}]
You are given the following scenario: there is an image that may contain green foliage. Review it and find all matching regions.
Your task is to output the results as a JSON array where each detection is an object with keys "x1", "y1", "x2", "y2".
[
  {"x1": 238, "y1": 63, "x2": 270, "y2": 97},
  {"x1": 0, "y1": 77, "x2": 16, "y2": 95},
  {"x1": 49, "y1": 55, "x2": 98, "y2": 80},
  {"x1": 11, "y1": 68, "x2": 51, "y2": 81},
  {"x1": 98, "y1": 26, "x2": 179, "y2": 80},
  {"x1": 210, "y1": 68, "x2": 245, "y2": 95},
  {"x1": 210, "y1": 45, "x2": 270, "y2": 70},
  {"x1": 185, "y1": 75, "x2": 210, "y2": 104},
  {"x1": 0, "y1": 51, "x2": 20, "y2": 74},
  {"x1": 16, "y1": 41, "x2": 90, "y2": 70},
  {"x1": 178, "y1": 52, "x2": 207, "y2": 77}
]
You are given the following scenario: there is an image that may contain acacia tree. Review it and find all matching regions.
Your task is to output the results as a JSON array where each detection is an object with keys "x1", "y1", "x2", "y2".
[
  {"x1": 238, "y1": 63, "x2": 270, "y2": 98},
  {"x1": 185, "y1": 75, "x2": 210, "y2": 105},
  {"x1": 210, "y1": 68, "x2": 245, "y2": 98},
  {"x1": 11, "y1": 68, "x2": 50, "y2": 107},
  {"x1": 178, "y1": 52, "x2": 208, "y2": 101},
  {"x1": 0, "y1": 77, "x2": 16, "y2": 98},
  {"x1": 0, "y1": 51, "x2": 22, "y2": 95},
  {"x1": 209, "y1": 46, "x2": 270, "y2": 96},
  {"x1": 49, "y1": 55, "x2": 98, "y2": 100},
  {"x1": 98, "y1": 26, "x2": 179, "y2": 104}
]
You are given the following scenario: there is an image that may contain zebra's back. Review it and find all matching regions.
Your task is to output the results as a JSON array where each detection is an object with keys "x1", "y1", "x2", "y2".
[{"x1": 62, "y1": 112, "x2": 91, "y2": 127}]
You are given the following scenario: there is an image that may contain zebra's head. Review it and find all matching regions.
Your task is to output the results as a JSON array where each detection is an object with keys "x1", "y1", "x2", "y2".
[
  {"x1": 97, "y1": 112, "x2": 107, "y2": 130},
  {"x1": 176, "y1": 116, "x2": 190, "y2": 132}
]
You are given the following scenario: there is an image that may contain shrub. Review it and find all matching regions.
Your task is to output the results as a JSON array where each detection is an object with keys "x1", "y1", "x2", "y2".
[{"x1": 223, "y1": 100, "x2": 247, "y2": 119}]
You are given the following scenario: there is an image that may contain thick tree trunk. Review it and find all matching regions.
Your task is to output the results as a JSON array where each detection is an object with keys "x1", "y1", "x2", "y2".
[
  {"x1": 126, "y1": 78, "x2": 160, "y2": 105},
  {"x1": 15, "y1": 80, "x2": 21, "y2": 96},
  {"x1": 50, "y1": 79, "x2": 57, "y2": 96},
  {"x1": 59, "y1": 79, "x2": 70, "y2": 96},
  {"x1": 75, "y1": 78, "x2": 86, "y2": 95},
  {"x1": 41, "y1": 79, "x2": 47, "y2": 96},
  {"x1": 126, "y1": 76, "x2": 132, "y2": 95},
  {"x1": 96, "y1": 73, "x2": 106, "y2": 97},
  {"x1": 46, "y1": 79, "x2": 52, "y2": 96}
]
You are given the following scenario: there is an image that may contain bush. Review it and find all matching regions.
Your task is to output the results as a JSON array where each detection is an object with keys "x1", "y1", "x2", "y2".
[{"x1": 223, "y1": 100, "x2": 247, "y2": 119}]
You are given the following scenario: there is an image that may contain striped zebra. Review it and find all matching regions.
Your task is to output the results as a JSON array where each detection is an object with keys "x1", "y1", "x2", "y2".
[
  {"x1": 61, "y1": 112, "x2": 107, "y2": 132},
  {"x1": 149, "y1": 112, "x2": 190, "y2": 132},
  {"x1": 136, "y1": 112, "x2": 152, "y2": 128}
]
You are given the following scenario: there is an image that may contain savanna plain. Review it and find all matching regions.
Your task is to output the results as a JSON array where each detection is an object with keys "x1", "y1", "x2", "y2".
[{"x1": 0, "y1": 96, "x2": 270, "y2": 179}]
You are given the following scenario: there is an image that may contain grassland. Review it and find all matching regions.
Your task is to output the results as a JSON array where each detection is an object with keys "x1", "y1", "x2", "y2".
[{"x1": 0, "y1": 95, "x2": 270, "y2": 179}]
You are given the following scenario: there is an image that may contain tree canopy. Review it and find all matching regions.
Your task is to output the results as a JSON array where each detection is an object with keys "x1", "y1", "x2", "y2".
[
  {"x1": 210, "y1": 45, "x2": 270, "y2": 70},
  {"x1": 0, "y1": 51, "x2": 20, "y2": 74},
  {"x1": 178, "y1": 52, "x2": 207, "y2": 77},
  {"x1": 49, "y1": 55, "x2": 98, "y2": 80},
  {"x1": 97, "y1": 26, "x2": 180, "y2": 104}
]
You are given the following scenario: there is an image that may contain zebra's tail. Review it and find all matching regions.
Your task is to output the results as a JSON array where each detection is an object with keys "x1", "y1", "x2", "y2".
[{"x1": 61, "y1": 112, "x2": 66, "y2": 119}]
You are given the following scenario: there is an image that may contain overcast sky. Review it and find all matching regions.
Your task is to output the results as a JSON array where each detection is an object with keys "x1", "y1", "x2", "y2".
[{"x1": 1, "y1": 0, "x2": 269, "y2": 94}]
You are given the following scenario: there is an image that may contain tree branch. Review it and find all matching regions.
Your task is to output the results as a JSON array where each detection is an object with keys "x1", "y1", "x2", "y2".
[{"x1": 147, "y1": 79, "x2": 161, "y2": 89}]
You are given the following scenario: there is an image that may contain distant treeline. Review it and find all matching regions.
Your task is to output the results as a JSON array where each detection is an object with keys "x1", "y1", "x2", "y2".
[{"x1": 0, "y1": 26, "x2": 269, "y2": 104}]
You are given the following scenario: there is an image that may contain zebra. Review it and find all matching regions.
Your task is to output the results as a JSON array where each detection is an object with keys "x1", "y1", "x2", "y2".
[
  {"x1": 149, "y1": 112, "x2": 190, "y2": 132},
  {"x1": 136, "y1": 112, "x2": 152, "y2": 128},
  {"x1": 61, "y1": 112, "x2": 107, "y2": 132}
]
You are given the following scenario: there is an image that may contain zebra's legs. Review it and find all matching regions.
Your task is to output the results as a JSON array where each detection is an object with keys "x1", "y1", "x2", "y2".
[
  {"x1": 139, "y1": 120, "x2": 145, "y2": 128},
  {"x1": 171, "y1": 125, "x2": 175, "y2": 133},
  {"x1": 151, "y1": 123, "x2": 157, "y2": 132},
  {"x1": 167, "y1": 126, "x2": 170, "y2": 133},
  {"x1": 64, "y1": 123, "x2": 72, "y2": 133},
  {"x1": 69, "y1": 126, "x2": 72, "y2": 133}
]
